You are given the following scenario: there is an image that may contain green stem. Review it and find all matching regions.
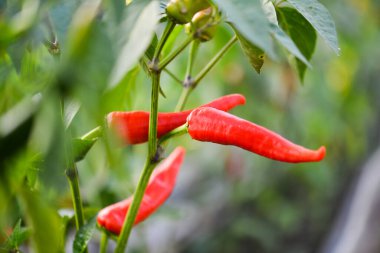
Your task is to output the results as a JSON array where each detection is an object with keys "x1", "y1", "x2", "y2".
[
  {"x1": 158, "y1": 124, "x2": 188, "y2": 145},
  {"x1": 153, "y1": 20, "x2": 176, "y2": 62},
  {"x1": 163, "y1": 68, "x2": 183, "y2": 86},
  {"x1": 115, "y1": 73, "x2": 161, "y2": 251},
  {"x1": 99, "y1": 232, "x2": 108, "y2": 253},
  {"x1": 184, "y1": 40, "x2": 200, "y2": 83},
  {"x1": 193, "y1": 35, "x2": 237, "y2": 89},
  {"x1": 175, "y1": 40, "x2": 200, "y2": 112},
  {"x1": 158, "y1": 35, "x2": 194, "y2": 71},
  {"x1": 174, "y1": 36, "x2": 238, "y2": 113},
  {"x1": 115, "y1": 19, "x2": 175, "y2": 251},
  {"x1": 114, "y1": 159, "x2": 156, "y2": 252},
  {"x1": 175, "y1": 87, "x2": 192, "y2": 112},
  {"x1": 66, "y1": 165, "x2": 85, "y2": 230},
  {"x1": 148, "y1": 73, "x2": 161, "y2": 160}
]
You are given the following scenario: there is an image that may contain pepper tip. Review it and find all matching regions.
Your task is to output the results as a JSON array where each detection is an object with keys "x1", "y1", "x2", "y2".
[{"x1": 316, "y1": 146, "x2": 326, "y2": 161}]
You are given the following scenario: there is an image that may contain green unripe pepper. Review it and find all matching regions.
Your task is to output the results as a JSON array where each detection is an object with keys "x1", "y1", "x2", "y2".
[
  {"x1": 185, "y1": 7, "x2": 219, "y2": 42},
  {"x1": 166, "y1": 0, "x2": 210, "y2": 24}
]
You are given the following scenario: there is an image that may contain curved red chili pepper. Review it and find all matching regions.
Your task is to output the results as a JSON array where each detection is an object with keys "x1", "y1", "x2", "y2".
[
  {"x1": 187, "y1": 107, "x2": 325, "y2": 163},
  {"x1": 97, "y1": 147, "x2": 185, "y2": 235},
  {"x1": 107, "y1": 94, "x2": 245, "y2": 144}
]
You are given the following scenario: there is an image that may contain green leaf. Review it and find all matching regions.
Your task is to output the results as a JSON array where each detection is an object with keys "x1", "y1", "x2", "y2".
[
  {"x1": 107, "y1": 0, "x2": 125, "y2": 23},
  {"x1": 286, "y1": 0, "x2": 339, "y2": 54},
  {"x1": 140, "y1": 35, "x2": 158, "y2": 76},
  {"x1": 66, "y1": 0, "x2": 102, "y2": 59},
  {"x1": 72, "y1": 138, "x2": 97, "y2": 162},
  {"x1": 261, "y1": 0, "x2": 310, "y2": 67},
  {"x1": 161, "y1": 25, "x2": 183, "y2": 57},
  {"x1": 0, "y1": 0, "x2": 6, "y2": 12},
  {"x1": 71, "y1": 126, "x2": 102, "y2": 162},
  {"x1": 109, "y1": 0, "x2": 160, "y2": 87},
  {"x1": 145, "y1": 34, "x2": 159, "y2": 61},
  {"x1": 276, "y1": 7, "x2": 317, "y2": 81},
  {"x1": 103, "y1": 66, "x2": 140, "y2": 112},
  {"x1": 215, "y1": 0, "x2": 277, "y2": 59},
  {"x1": 233, "y1": 27, "x2": 265, "y2": 73},
  {"x1": 20, "y1": 188, "x2": 65, "y2": 253},
  {"x1": 4, "y1": 219, "x2": 32, "y2": 250},
  {"x1": 0, "y1": 96, "x2": 40, "y2": 166},
  {"x1": 272, "y1": 24, "x2": 310, "y2": 67},
  {"x1": 64, "y1": 99, "x2": 80, "y2": 129},
  {"x1": 50, "y1": 0, "x2": 80, "y2": 48},
  {"x1": 73, "y1": 217, "x2": 97, "y2": 253}
]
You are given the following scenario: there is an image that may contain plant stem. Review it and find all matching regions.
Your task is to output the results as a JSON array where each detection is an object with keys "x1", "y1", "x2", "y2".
[
  {"x1": 115, "y1": 19, "x2": 176, "y2": 252},
  {"x1": 184, "y1": 40, "x2": 200, "y2": 83},
  {"x1": 153, "y1": 20, "x2": 176, "y2": 62},
  {"x1": 115, "y1": 73, "x2": 161, "y2": 252},
  {"x1": 193, "y1": 35, "x2": 237, "y2": 89},
  {"x1": 158, "y1": 35, "x2": 194, "y2": 71},
  {"x1": 147, "y1": 73, "x2": 161, "y2": 160},
  {"x1": 175, "y1": 36, "x2": 238, "y2": 113},
  {"x1": 175, "y1": 87, "x2": 192, "y2": 112},
  {"x1": 66, "y1": 164, "x2": 85, "y2": 230},
  {"x1": 114, "y1": 159, "x2": 156, "y2": 252},
  {"x1": 164, "y1": 68, "x2": 183, "y2": 86},
  {"x1": 158, "y1": 124, "x2": 188, "y2": 145},
  {"x1": 175, "y1": 40, "x2": 200, "y2": 112},
  {"x1": 99, "y1": 232, "x2": 108, "y2": 253}
]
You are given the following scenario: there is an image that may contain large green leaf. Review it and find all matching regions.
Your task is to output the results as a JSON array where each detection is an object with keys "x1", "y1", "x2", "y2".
[
  {"x1": 215, "y1": 0, "x2": 277, "y2": 59},
  {"x1": 73, "y1": 217, "x2": 97, "y2": 253},
  {"x1": 50, "y1": 0, "x2": 80, "y2": 47},
  {"x1": 20, "y1": 189, "x2": 64, "y2": 253},
  {"x1": 220, "y1": 0, "x2": 310, "y2": 70},
  {"x1": 276, "y1": 7, "x2": 317, "y2": 81},
  {"x1": 65, "y1": 0, "x2": 102, "y2": 59},
  {"x1": 102, "y1": 66, "x2": 140, "y2": 112},
  {"x1": 286, "y1": 0, "x2": 339, "y2": 54},
  {"x1": 261, "y1": 0, "x2": 310, "y2": 67},
  {"x1": 0, "y1": 96, "x2": 40, "y2": 166},
  {"x1": 272, "y1": 25, "x2": 310, "y2": 67},
  {"x1": 233, "y1": 26, "x2": 265, "y2": 74},
  {"x1": 0, "y1": 0, "x2": 6, "y2": 12},
  {"x1": 63, "y1": 99, "x2": 80, "y2": 129},
  {"x1": 109, "y1": 0, "x2": 160, "y2": 87}
]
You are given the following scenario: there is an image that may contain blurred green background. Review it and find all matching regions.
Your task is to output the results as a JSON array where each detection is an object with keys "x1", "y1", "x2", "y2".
[{"x1": 1, "y1": 0, "x2": 379, "y2": 252}]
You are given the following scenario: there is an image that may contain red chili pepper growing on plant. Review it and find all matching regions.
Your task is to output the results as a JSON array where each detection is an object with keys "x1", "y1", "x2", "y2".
[
  {"x1": 187, "y1": 107, "x2": 326, "y2": 163},
  {"x1": 108, "y1": 94, "x2": 245, "y2": 144},
  {"x1": 97, "y1": 147, "x2": 185, "y2": 235}
]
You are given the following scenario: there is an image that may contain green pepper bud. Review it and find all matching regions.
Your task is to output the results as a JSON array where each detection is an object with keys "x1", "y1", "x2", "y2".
[
  {"x1": 185, "y1": 7, "x2": 219, "y2": 42},
  {"x1": 166, "y1": 0, "x2": 210, "y2": 25}
]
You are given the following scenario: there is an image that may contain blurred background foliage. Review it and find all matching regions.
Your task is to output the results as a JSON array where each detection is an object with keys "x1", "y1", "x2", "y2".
[{"x1": 0, "y1": 0, "x2": 379, "y2": 252}]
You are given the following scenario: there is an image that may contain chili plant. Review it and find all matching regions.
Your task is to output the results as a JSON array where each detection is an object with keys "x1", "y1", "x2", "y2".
[{"x1": 0, "y1": 0, "x2": 339, "y2": 252}]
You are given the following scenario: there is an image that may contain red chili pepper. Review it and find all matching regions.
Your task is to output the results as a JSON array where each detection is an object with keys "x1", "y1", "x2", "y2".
[
  {"x1": 107, "y1": 94, "x2": 245, "y2": 144},
  {"x1": 97, "y1": 147, "x2": 185, "y2": 235},
  {"x1": 187, "y1": 107, "x2": 326, "y2": 163}
]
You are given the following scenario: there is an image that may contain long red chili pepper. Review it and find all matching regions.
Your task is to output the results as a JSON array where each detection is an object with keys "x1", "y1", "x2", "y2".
[
  {"x1": 187, "y1": 107, "x2": 325, "y2": 163},
  {"x1": 97, "y1": 147, "x2": 185, "y2": 235},
  {"x1": 107, "y1": 94, "x2": 245, "y2": 144}
]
